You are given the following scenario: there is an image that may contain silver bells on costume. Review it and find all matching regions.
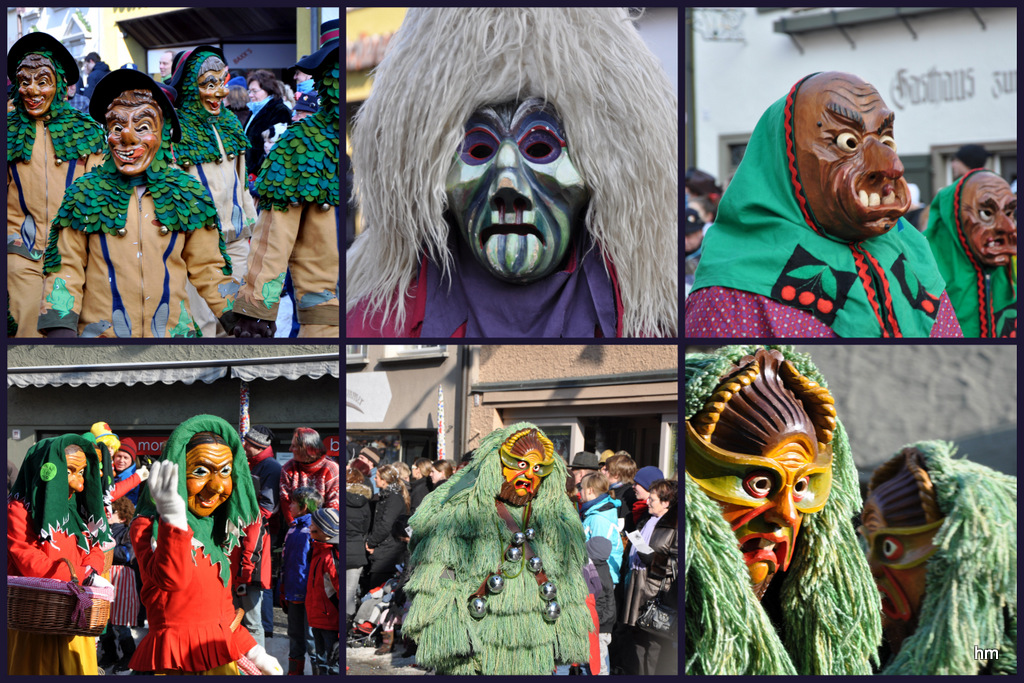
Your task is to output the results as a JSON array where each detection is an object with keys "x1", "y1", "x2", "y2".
[
  {"x1": 468, "y1": 596, "x2": 488, "y2": 620},
  {"x1": 524, "y1": 527, "x2": 536, "y2": 541},
  {"x1": 544, "y1": 600, "x2": 562, "y2": 623},
  {"x1": 505, "y1": 546, "x2": 523, "y2": 562},
  {"x1": 527, "y1": 556, "x2": 543, "y2": 574},
  {"x1": 511, "y1": 531, "x2": 526, "y2": 547},
  {"x1": 539, "y1": 581, "x2": 557, "y2": 601},
  {"x1": 486, "y1": 573, "x2": 505, "y2": 594}
]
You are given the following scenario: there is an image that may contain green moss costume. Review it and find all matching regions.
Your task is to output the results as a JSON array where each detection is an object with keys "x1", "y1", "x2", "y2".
[
  {"x1": 9, "y1": 433, "x2": 114, "y2": 552},
  {"x1": 878, "y1": 440, "x2": 1016, "y2": 674},
  {"x1": 7, "y1": 49, "x2": 105, "y2": 164},
  {"x1": 254, "y1": 62, "x2": 339, "y2": 211},
  {"x1": 134, "y1": 415, "x2": 260, "y2": 586},
  {"x1": 403, "y1": 422, "x2": 592, "y2": 674},
  {"x1": 685, "y1": 345, "x2": 882, "y2": 674},
  {"x1": 924, "y1": 169, "x2": 1017, "y2": 338},
  {"x1": 691, "y1": 75, "x2": 947, "y2": 337}
]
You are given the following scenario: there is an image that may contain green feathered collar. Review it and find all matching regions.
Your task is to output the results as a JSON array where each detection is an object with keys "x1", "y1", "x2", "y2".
[
  {"x1": 44, "y1": 151, "x2": 230, "y2": 277},
  {"x1": 684, "y1": 345, "x2": 882, "y2": 674},
  {"x1": 9, "y1": 433, "x2": 115, "y2": 554},
  {"x1": 880, "y1": 440, "x2": 1017, "y2": 674},
  {"x1": 254, "y1": 62, "x2": 339, "y2": 210},
  {"x1": 172, "y1": 51, "x2": 250, "y2": 165},
  {"x1": 134, "y1": 415, "x2": 261, "y2": 586},
  {"x1": 7, "y1": 49, "x2": 106, "y2": 163}
]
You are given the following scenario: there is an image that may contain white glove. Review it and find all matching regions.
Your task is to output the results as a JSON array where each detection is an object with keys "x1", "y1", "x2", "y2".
[
  {"x1": 246, "y1": 644, "x2": 283, "y2": 675},
  {"x1": 324, "y1": 573, "x2": 337, "y2": 599},
  {"x1": 148, "y1": 461, "x2": 187, "y2": 530},
  {"x1": 86, "y1": 573, "x2": 113, "y2": 589},
  {"x1": 136, "y1": 465, "x2": 150, "y2": 482}
]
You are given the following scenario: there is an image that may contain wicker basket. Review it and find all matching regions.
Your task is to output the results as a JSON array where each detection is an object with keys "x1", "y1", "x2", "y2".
[{"x1": 8, "y1": 558, "x2": 114, "y2": 636}]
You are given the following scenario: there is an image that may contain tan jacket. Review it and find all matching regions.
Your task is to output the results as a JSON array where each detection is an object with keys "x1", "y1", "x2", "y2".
[
  {"x1": 179, "y1": 126, "x2": 257, "y2": 244},
  {"x1": 38, "y1": 187, "x2": 232, "y2": 337},
  {"x1": 7, "y1": 120, "x2": 103, "y2": 259},
  {"x1": 233, "y1": 202, "x2": 339, "y2": 327},
  {"x1": 7, "y1": 121, "x2": 103, "y2": 337}
]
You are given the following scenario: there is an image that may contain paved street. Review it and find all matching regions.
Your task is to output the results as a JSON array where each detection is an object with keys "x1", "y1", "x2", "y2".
[{"x1": 346, "y1": 639, "x2": 427, "y2": 676}]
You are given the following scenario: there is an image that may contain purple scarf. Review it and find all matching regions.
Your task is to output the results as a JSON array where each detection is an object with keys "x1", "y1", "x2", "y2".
[{"x1": 420, "y1": 231, "x2": 619, "y2": 337}]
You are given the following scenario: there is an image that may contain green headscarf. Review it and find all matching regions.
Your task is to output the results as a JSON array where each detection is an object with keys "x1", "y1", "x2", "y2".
[
  {"x1": 403, "y1": 422, "x2": 591, "y2": 675},
  {"x1": 9, "y1": 433, "x2": 114, "y2": 553},
  {"x1": 691, "y1": 75, "x2": 947, "y2": 337},
  {"x1": 173, "y1": 50, "x2": 249, "y2": 165},
  {"x1": 7, "y1": 49, "x2": 106, "y2": 163},
  {"x1": 134, "y1": 415, "x2": 260, "y2": 586},
  {"x1": 879, "y1": 441, "x2": 1016, "y2": 674},
  {"x1": 685, "y1": 345, "x2": 882, "y2": 674},
  {"x1": 923, "y1": 169, "x2": 1017, "y2": 337}
]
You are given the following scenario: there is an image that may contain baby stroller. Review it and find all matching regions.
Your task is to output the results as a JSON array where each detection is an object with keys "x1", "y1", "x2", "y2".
[{"x1": 347, "y1": 575, "x2": 400, "y2": 649}]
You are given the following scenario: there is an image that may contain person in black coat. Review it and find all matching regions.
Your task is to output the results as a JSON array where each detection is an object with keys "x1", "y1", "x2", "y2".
[
  {"x1": 362, "y1": 464, "x2": 410, "y2": 594},
  {"x1": 243, "y1": 69, "x2": 292, "y2": 178},
  {"x1": 80, "y1": 51, "x2": 110, "y2": 99},
  {"x1": 408, "y1": 458, "x2": 432, "y2": 513},
  {"x1": 345, "y1": 461, "x2": 372, "y2": 626}
]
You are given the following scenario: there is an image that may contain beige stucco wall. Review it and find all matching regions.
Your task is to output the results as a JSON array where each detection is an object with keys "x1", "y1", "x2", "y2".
[{"x1": 477, "y1": 345, "x2": 677, "y2": 383}]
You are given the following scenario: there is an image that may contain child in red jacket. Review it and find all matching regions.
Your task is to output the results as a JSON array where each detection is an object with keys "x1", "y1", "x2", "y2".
[{"x1": 307, "y1": 508, "x2": 340, "y2": 674}]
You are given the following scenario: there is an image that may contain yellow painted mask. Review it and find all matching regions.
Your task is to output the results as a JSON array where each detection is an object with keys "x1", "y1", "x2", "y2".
[
  {"x1": 686, "y1": 349, "x2": 836, "y2": 598},
  {"x1": 499, "y1": 428, "x2": 555, "y2": 497}
]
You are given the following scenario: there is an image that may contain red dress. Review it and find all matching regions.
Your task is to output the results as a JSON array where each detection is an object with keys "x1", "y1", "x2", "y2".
[
  {"x1": 129, "y1": 516, "x2": 255, "y2": 672},
  {"x1": 7, "y1": 499, "x2": 104, "y2": 580}
]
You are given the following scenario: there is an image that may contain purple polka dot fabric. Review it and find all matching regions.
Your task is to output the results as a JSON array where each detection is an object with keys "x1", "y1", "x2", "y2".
[{"x1": 685, "y1": 287, "x2": 964, "y2": 338}]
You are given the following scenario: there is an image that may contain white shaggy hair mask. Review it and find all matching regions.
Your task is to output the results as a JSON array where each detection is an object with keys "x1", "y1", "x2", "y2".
[{"x1": 347, "y1": 8, "x2": 678, "y2": 337}]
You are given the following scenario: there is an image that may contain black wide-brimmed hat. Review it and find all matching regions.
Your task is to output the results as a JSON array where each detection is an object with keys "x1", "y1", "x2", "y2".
[
  {"x1": 89, "y1": 68, "x2": 181, "y2": 143},
  {"x1": 294, "y1": 19, "x2": 338, "y2": 75},
  {"x1": 167, "y1": 45, "x2": 225, "y2": 97},
  {"x1": 7, "y1": 32, "x2": 79, "y2": 86}
]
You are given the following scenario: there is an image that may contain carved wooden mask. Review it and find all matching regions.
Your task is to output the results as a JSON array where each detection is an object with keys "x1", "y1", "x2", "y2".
[{"x1": 686, "y1": 348, "x2": 836, "y2": 599}]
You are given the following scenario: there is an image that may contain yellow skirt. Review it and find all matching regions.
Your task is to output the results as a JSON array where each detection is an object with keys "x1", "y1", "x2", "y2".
[
  {"x1": 152, "y1": 661, "x2": 239, "y2": 675},
  {"x1": 7, "y1": 628, "x2": 97, "y2": 675}
]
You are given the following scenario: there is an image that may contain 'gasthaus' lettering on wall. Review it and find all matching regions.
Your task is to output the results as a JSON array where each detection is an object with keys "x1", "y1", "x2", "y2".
[{"x1": 890, "y1": 67, "x2": 975, "y2": 110}]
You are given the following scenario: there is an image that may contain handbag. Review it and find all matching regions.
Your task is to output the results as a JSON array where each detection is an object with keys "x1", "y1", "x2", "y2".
[{"x1": 635, "y1": 560, "x2": 677, "y2": 637}]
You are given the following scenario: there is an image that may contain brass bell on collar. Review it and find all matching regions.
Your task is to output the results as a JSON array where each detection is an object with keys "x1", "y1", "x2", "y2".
[
  {"x1": 319, "y1": 203, "x2": 331, "y2": 212},
  {"x1": 289, "y1": 201, "x2": 301, "y2": 208},
  {"x1": 55, "y1": 157, "x2": 63, "y2": 166},
  {"x1": 228, "y1": 153, "x2": 236, "y2": 161},
  {"x1": 158, "y1": 225, "x2": 169, "y2": 236},
  {"x1": 116, "y1": 228, "x2": 127, "y2": 237}
]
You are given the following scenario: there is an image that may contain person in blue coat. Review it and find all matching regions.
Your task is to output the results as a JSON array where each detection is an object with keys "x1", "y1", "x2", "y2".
[
  {"x1": 280, "y1": 486, "x2": 322, "y2": 674},
  {"x1": 579, "y1": 472, "x2": 624, "y2": 584}
]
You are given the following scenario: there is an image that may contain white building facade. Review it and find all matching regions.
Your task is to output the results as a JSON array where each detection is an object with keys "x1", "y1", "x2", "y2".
[{"x1": 687, "y1": 7, "x2": 1017, "y2": 201}]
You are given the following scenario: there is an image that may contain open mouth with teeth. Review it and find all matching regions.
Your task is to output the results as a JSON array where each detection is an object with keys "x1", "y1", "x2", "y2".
[
  {"x1": 978, "y1": 234, "x2": 1016, "y2": 260},
  {"x1": 114, "y1": 148, "x2": 146, "y2": 163},
  {"x1": 480, "y1": 223, "x2": 545, "y2": 247},
  {"x1": 738, "y1": 533, "x2": 789, "y2": 575},
  {"x1": 24, "y1": 97, "x2": 45, "y2": 110}
]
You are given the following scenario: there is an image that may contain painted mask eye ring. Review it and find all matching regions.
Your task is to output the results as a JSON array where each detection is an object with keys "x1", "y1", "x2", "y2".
[
  {"x1": 459, "y1": 127, "x2": 500, "y2": 166},
  {"x1": 792, "y1": 476, "x2": 810, "y2": 500},
  {"x1": 517, "y1": 125, "x2": 565, "y2": 164},
  {"x1": 742, "y1": 470, "x2": 774, "y2": 498},
  {"x1": 882, "y1": 536, "x2": 904, "y2": 560}
]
